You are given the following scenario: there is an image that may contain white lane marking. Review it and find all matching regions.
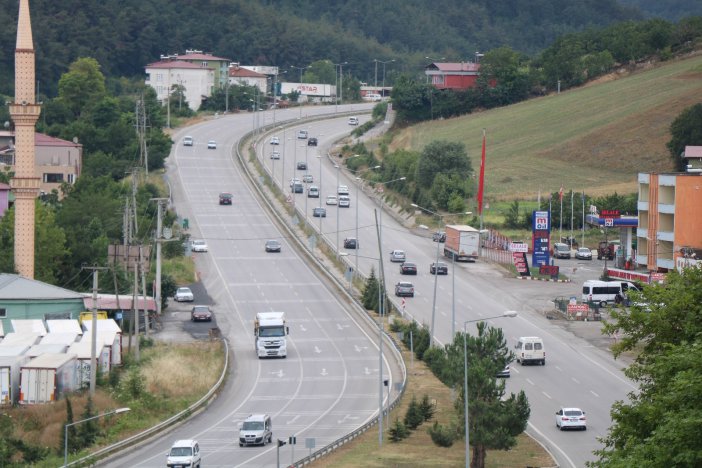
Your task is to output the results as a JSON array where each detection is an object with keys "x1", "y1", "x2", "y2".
[
  {"x1": 527, "y1": 421, "x2": 577, "y2": 468},
  {"x1": 572, "y1": 377, "x2": 580, "y2": 384},
  {"x1": 314, "y1": 346, "x2": 321, "y2": 354},
  {"x1": 590, "y1": 390, "x2": 599, "y2": 397},
  {"x1": 555, "y1": 365, "x2": 563, "y2": 372},
  {"x1": 287, "y1": 415, "x2": 300, "y2": 425},
  {"x1": 542, "y1": 391, "x2": 552, "y2": 399},
  {"x1": 526, "y1": 378, "x2": 535, "y2": 386}
]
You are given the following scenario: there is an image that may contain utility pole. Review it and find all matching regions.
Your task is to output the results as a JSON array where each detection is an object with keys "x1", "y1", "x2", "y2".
[
  {"x1": 83, "y1": 266, "x2": 108, "y2": 397},
  {"x1": 140, "y1": 244, "x2": 149, "y2": 338},
  {"x1": 132, "y1": 259, "x2": 140, "y2": 362},
  {"x1": 151, "y1": 198, "x2": 169, "y2": 318}
]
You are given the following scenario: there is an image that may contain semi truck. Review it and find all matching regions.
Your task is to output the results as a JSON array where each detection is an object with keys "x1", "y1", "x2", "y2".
[
  {"x1": 254, "y1": 312, "x2": 288, "y2": 358},
  {"x1": 443, "y1": 225, "x2": 480, "y2": 261}
]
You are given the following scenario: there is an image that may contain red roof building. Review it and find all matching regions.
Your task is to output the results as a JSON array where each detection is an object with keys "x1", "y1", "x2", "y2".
[{"x1": 425, "y1": 62, "x2": 482, "y2": 90}]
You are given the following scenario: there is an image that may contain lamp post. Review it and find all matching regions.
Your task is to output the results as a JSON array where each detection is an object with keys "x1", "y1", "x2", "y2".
[
  {"x1": 350, "y1": 161, "x2": 381, "y2": 277},
  {"x1": 290, "y1": 65, "x2": 309, "y2": 118},
  {"x1": 424, "y1": 56, "x2": 445, "y2": 118},
  {"x1": 64, "y1": 407, "x2": 130, "y2": 466},
  {"x1": 377, "y1": 59, "x2": 395, "y2": 95},
  {"x1": 411, "y1": 203, "x2": 471, "y2": 345},
  {"x1": 463, "y1": 311, "x2": 517, "y2": 468},
  {"x1": 333, "y1": 61, "x2": 348, "y2": 111}
]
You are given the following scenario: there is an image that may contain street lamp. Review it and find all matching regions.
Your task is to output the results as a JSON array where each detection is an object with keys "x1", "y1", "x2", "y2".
[
  {"x1": 463, "y1": 311, "x2": 517, "y2": 468},
  {"x1": 349, "y1": 161, "x2": 381, "y2": 277},
  {"x1": 64, "y1": 407, "x2": 130, "y2": 466},
  {"x1": 411, "y1": 203, "x2": 471, "y2": 345},
  {"x1": 374, "y1": 59, "x2": 395, "y2": 95},
  {"x1": 333, "y1": 61, "x2": 348, "y2": 111}
]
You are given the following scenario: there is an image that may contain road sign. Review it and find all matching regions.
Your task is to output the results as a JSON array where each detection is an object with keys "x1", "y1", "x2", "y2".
[{"x1": 605, "y1": 218, "x2": 614, "y2": 227}]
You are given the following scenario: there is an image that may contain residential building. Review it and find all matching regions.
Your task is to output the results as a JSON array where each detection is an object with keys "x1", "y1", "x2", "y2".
[
  {"x1": 425, "y1": 62, "x2": 482, "y2": 90},
  {"x1": 0, "y1": 131, "x2": 82, "y2": 199},
  {"x1": 228, "y1": 64, "x2": 269, "y2": 94}
]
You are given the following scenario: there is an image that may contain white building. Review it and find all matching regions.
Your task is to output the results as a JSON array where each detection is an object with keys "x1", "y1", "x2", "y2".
[{"x1": 145, "y1": 59, "x2": 215, "y2": 111}]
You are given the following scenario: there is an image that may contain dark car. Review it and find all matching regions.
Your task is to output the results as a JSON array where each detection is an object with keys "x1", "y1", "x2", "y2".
[
  {"x1": 430, "y1": 262, "x2": 449, "y2": 275},
  {"x1": 219, "y1": 192, "x2": 233, "y2": 205},
  {"x1": 343, "y1": 237, "x2": 358, "y2": 249},
  {"x1": 395, "y1": 281, "x2": 415, "y2": 297},
  {"x1": 400, "y1": 262, "x2": 417, "y2": 275},
  {"x1": 265, "y1": 240, "x2": 281, "y2": 252},
  {"x1": 191, "y1": 305, "x2": 213, "y2": 322},
  {"x1": 432, "y1": 231, "x2": 446, "y2": 242},
  {"x1": 297, "y1": 161, "x2": 307, "y2": 170},
  {"x1": 313, "y1": 207, "x2": 327, "y2": 217},
  {"x1": 307, "y1": 137, "x2": 318, "y2": 146}
]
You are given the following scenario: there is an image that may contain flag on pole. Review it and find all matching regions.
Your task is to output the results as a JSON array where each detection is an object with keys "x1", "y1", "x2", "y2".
[
  {"x1": 477, "y1": 129, "x2": 486, "y2": 216},
  {"x1": 559, "y1": 184, "x2": 564, "y2": 202}
]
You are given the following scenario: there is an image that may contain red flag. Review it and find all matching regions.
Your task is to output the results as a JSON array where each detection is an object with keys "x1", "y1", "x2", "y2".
[
  {"x1": 558, "y1": 184, "x2": 564, "y2": 202},
  {"x1": 477, "y1": 129, "x2": 486, "y2": 215}
]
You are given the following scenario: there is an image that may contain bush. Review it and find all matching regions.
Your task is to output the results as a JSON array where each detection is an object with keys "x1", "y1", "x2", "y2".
[
  {"x1": 388, "y1": 418, "x2": 409, "y2": 442},
  {"x1": 420, "y1": 394, "x2": 436, "y2": 422},
  {"x1": 413, "y1": 326, "x2": 431, "y2": 360},
  {"x1": 422, "y1": 346, "x2": 448, "y2": 380},
  {"x1": 404, "y1": 395, "x2": 424, "y2": 430},
  {"x1": 428, "y1": 421, "x2": 457, "y2": 447}
]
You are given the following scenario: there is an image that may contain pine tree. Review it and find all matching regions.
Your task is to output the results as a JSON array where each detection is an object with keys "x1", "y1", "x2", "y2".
[
  {"x1": 404, "y1": 395, "x2": 424, "y2": 430},
  {"x1": 388, "y1": 418, "x2": 409, "y2": 442},
  {"x1": 61, "y1": 397, "x2": 79, "y2": 455},
  {"x1": 361, "y1": 267, "x2": 380, "y2": 312},
  {"x1": 420, "y1": 394, "x2": 436, "y2": 421},
  {"x1": 78, "y1": 396, "x2": 99, "y2": 448}
]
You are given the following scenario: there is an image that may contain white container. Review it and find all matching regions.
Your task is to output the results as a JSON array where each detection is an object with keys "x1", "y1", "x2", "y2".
[
  {"x1": 46, "y1": 319, "x2": 82, "y2": 335},
  {"x1": 11, "y1": 319, "x2": 47, "y2": 336},
  {"x1": 0, "y1": 345, "x2": 31, "y2": 357},
  {"x1": 26, "y1": 344, "x2": 69, "y2": 358},
  {"x1": 0, "y1": 332, "x2": 42, "y2": 347},
  {"x1": 68, "y1": 339, "x2": 111, "y2": 385},
  {"x1": 41, "y1": 333, "x2": 80, "y2": 346},
  {"x1": 19, "y1": 353, "x2": 79, "y2": 404},
  {"x1": 0, "y1": 355, "x2": 30, "y2": 405}
]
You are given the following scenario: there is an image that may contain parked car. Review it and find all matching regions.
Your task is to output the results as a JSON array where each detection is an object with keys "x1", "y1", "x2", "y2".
[
  {"x1": 337, "y1": 185, "x2": 349, "y2": 195},
  {"x1": 432, "y1": 231, "x2": 446, "y2": 242},
  {"x1": 389, "y1": 249, "x2": 406, "y2": 262},
  {"x1": 219, "y1": 192, "x2": 233, "y2": 205},
  {"x1": 302, "y1": 174, "x2": 314, "y2": 183},
  {"x1": 326, "y1": 195, "x2": 338, "y2": 205},
  {"x1": 430, "y1": 262, "x2": 449, "y2": 275},
  {"x1": 207, "y1": 140, "x2": 217, "y2": 149},
  {"x1": 297, "y1": 161, "x2": 307, "y2": 170},
  {"x1": 307, "y1": 186, "x2": 319, "y2": 198},
  {"x1": 313, "y1": 207, "x2": 327, "y2": 217},
  {"x1": 555, "y1": 407, "x2": 587, "y2": 431},
  {"x1": 308, "y1": 137, "x2": 318, "y2": 146},
  {"x1": 265, "y1": 240, "x2": 282, "y2": 252},
  {"x1": 395, "y1": 281, "x2": 415, "y2": 297},
  {"x1": 174, "y1": 287, "x2": 194, "y2": 302},
  {"x1": 348, "y1": 117, "x2": 359, "y2": 126},
  {"x1": 343, "y1": 237, "x2": 358, "y2": 249},
  {"x1": 297, "y1": 130, "x2": 308, "y2": 139},
  {"x1": 400, "y1": 262, "x2": 417, "y2": 275},
  {"x1": 191, "y1": 239, "x2": 208, "y2": 252},
  {"x1": 553, "y1": 242, "x2": 571, "y2": 259},
  {"x1": 183, "y1": 136, "x2": 194, "y2": 146},
  {"x1": 191, "y1": 305, "x2": 213, "y2": 322},
  {"x1": 270, "y1": 136, "x2": 280, "y2": 145},
  {"x1": 270, "y1": 151, "x2": 281, "y2": 160},
  {"x1": 338, "y1": 195, "x2": 350, "y2": 207},
  {"x1": 575, "y1": 247, "x2": 593, "y2": 260}
]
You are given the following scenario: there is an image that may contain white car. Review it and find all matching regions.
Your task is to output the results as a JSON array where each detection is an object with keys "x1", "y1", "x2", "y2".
[
  {"x1": 207, "y1": 140, "x2": 217, "y2": 149},
  {"x1": 166, "y1": 439, "x2": 201, "y2": 468},
  {"x1": 337, "y1": 185, "x2": 349, "y2": 195},
  {"x1": 326, "y1": 195, "x2": 338, "y2": 205},
  {"x1": 338, "y1": 195, "x2": 350, "y2": 207},
  {"x1": 348, "y1": 117, "x2": 359, "y2": 126},
  {"x1": 289, "y1": 178, "x2": 302, "y2": 188},
  {"x1": 270, "y1": 136, "x2": 280, "y2": 145},
  {"x1": 270, "y1": 151, "x2": 281, "y2": 159},
  {"x1": 555, "y1": 407, "x2": 587, "y2": 431},
  {"x1": 191, "y1": 239, "x2": 208, "y2": 252},
  {"x1": 183, "y1": 136, "x2": 194, "y2": 146},
  {"x1": 174, "y1": 287, "x2": 194, "y2": 302},
  {"x1": 297, "y1": 130, "x2": 308, "y2": 139},
  {"x1": 390, "y1": 249, "x2": 406, "y2": 262}
]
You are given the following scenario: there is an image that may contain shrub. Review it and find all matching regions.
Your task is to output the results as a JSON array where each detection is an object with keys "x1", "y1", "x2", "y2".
[
  {"x1": 404, "y1": 395, "x2": 424, "y2": 430},
  {"x1": 428, "y1": 421, "x2": 457, "y2": 447},
  {"x1": 420, "y1": 394, "x2": 436, "y2": 422},
  {"x1": 388, "y1": 418, "x2": 409, "y2": 442}
]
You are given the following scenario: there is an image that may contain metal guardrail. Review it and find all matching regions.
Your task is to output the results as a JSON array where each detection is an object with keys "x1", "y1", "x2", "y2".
[{"x1": 69, "y1": 339, "x2": 229, "y2": 467}]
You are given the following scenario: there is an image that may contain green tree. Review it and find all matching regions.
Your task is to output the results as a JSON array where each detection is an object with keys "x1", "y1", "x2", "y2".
[
  {"x1": 57, "y1": 57, "x2": 107, "y2": 119},
  {"x1": 361, "y1": 267, "x2": 380, "y2": 312},
  {"x1": 420, "y1": 394, "x2": 436, "y2": 421},
  {"x1": 388, "y1": 418, "x2": 409, "y2": 442},
  {"x1": 416, "y1": 141, "x2": 472, "y2": 189},
  {"x1": 78, "y1": 396, "x2": 98, "y2": 448},
  {"x1": 62, "y1": 397, "x2": 78, "y2": 455},
  {"x1": 404, "y1": 395, "x2": 424, "y2": 430},
  {"x1": 428, "y1": 421, "x2": 457, "y2": 447},
  {"x1": 594, "y1": 267, "x2": 702, "y2": 467},
  {"x1": 667, "y1": 103, "x2": 702, "y2": 171},
  {"x1": 34, "y1": 202, "x2": 68, "y2": 284}
]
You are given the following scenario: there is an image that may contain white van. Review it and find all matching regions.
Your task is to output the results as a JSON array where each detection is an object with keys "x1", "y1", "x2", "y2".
[
  {"x1": 166, "y1": 439, "x2": 201, "y2": 468},
  {"x1": 239, "y1": 414, "x2": 273, "y2": 447},
  {"x1": 515, "y1": 336, "x2": 545, "y2": 365},
  {"x1": 348, "y1": 116, "x2": 359, "y2": 126},
  {"x1": 582, "y1": 280, "x2": 639, "y2": 306}
]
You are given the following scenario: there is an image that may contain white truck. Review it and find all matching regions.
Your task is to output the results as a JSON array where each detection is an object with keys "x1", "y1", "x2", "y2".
[
  {"x1": 19, "y1": 353, "x2": 79, "y2": 404},
  {"x1": 254, "y1": 312, "x2": 288, "y2": 358},
  {"x1": 443, "y1": 225, "x2": 480, "y2": 262}
]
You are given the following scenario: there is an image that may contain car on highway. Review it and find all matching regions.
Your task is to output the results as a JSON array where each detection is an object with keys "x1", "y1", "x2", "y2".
[
  {"x1": 575, "y1": 247, "x2": 593, "y2": 260},
  {"x1": 270, "y1": 151, "x2": 280, "y2": 160},
  {"x1": 307, "y1": 186, "x2": 319, "y2": 198},
  {"x1": 338, "y1": 195, "x2": 350, "y2": 207},
  {"x1": 297, "y1": 130, "x2": 308, "y2": 139},
  {"x1": 166, "y1": 439, "x2": 201, "y2": 468},
  {"x1": 343, "y1": 237, "x2": 358, "y2": 249},
  {"x1": 191, "y1": 305, "x2": 213, "y2": 322},
  {"x1": 395, "y1": 281, "x2": 415, "y2": 297},
  {"x1": 265, "y1": 240, "x2": 281, "y2": 252},
  {"x1": 389, "y1": 249, "x2": 406, "y2": 262},
  {"x1": 219, "y1": 192, "x2": 233, "y2": 205},
  {"x1": 400, "y1": 262, "x2": 417, "y2": 275},
  {"x1": 291, "y1": 182, "x2": 303, "y2": 193},
  {"x1": 432, "y1": 231, "x2": 446, "y2": 242},
  {"x1": 348, "y1": 116, "x2": 359, "y2": 126},
  {"x1": 555, "y1": 407, "x2": 587, "y2": 431},
  {"x1": 326, "y1": 195, "x2": 338, "y2": 205},
  {"x1": 497, "y1": 365, "x2": 510, "y2": 378},
  {"x1": 191, "y1": 239, "x2": 208, "y2": 252},
  {"x1": 270, "y1": 136, "x2": 280, "y2": 145},
  {"x1": 183, "y1": 136, "x2": 194, "y2": 146},
  {"x1": 297, "y1": 161, "x2": 307, "y2": 170},
  {"x1": 308, "y1": 137, "x2": 318, "y2": 146},
  {"x1": 289, "y1": 178, "x2": 302, "y2": 187},
  {"x1": 174, "y1": 287, "x2": 194, "y2": 302},
  {"x1": 430, "y1": 262, "x2": 449, "y2": 275},
  {"x1": 313, "y1": 207, "x2": 327, "y2": 217},
  {"x1": 302, "y1": 174, "x2": 314, "y2": 183},
  {"x1": 207, "y1": 140, "x2": 217, "y2": 149},
  {"x1": 337, "y1": 185, "x2": 349, "y2": 195}
]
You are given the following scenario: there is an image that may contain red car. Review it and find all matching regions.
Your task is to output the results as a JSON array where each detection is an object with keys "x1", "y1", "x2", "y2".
[
  {"x1": 400, "y1": 262, "x2": 417, "y2": 275},
  {"x1": 191, "y1": 305, "x2": 213, "y2": 322}
]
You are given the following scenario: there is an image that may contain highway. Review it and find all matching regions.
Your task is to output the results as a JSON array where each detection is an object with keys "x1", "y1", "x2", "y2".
[{"x1": 102, "y1": 103, "x2": 405, "y2": 468}]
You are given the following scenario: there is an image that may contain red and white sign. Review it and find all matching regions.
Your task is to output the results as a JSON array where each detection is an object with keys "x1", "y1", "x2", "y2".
[
  {"x1": 567, "y1": 304, "x2": 590, "y2": 315},
  {"x1": 509, "y1": 243, "x2": 529, "y2": 252}
]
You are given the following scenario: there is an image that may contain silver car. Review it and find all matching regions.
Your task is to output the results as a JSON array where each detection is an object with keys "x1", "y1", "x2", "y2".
[
  {"x1": 191, "y1": 239, "x2": 208, "y2": 252},
  {"x1": 390, "y1": 249, "x2": 406, "y2": 262},
  {"x1": 174, "y1": 287, "x2": 194, "y2": 302}
]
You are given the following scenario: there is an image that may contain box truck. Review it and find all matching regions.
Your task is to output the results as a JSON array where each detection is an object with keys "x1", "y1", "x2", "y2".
[
  {"x1": 19, "y1": 353, "x2": 79, "y2": 404},
  {"x1": 443, "y1": 225, "x2": 480, "y2": 262},
  {"x1": 254, "y1": 312, "x2": 288, "y2": 358},
  {"x1": 0, "y1": 355, "x2": 30, "y2": 405}
]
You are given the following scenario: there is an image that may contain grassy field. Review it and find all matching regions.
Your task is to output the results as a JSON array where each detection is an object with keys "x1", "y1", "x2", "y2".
[{"x1": 389, "y1": 53, "x2": 702, "y2": 201}]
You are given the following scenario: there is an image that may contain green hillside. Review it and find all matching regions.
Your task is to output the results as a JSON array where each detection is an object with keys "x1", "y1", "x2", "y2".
[{"x1": 390, "y1": 54, "x2": 702, "y2": 200}]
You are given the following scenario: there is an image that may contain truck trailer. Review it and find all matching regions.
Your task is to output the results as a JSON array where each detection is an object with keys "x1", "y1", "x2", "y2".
[
  {"x1": 254, "y1": 312, "x2": 288, "y2": 358},
  {"x1": 19, "y1": 353, "x2": 79, "y2": 404},
  {"x1": 443, "y1": 225, "x2": 480, "y2": 262},
  {"x1": 0, "y1": 355, "x2": 30, "y2": 405}
]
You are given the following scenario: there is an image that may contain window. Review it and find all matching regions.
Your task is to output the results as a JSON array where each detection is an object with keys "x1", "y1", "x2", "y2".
[
  {"x1": 0, "y1": 308, "x2": 6, "y2": 318},
  {"x1": 0, "y1": 154, "x2": 14, "y2": 165},
  {"x1": 67, "y1": 173, "x2": 75, "y2": 184},
  {"x1": 43, "y1": 173, "x2": 64, "y2": 183}
]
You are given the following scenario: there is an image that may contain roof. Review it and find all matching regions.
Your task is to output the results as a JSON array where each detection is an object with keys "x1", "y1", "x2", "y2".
[
  {"x1": 0, "y1": 274, "x2": 85, "y2": 300},
  {"x1": 45, "y1": 319, "x2": 82, "y2": 334},
  {"x1": 425, "y1": 62, "x2": 481, "y2": 73},
  {"x1": 145, "y1": 60, "x2": 210, "y2": 70},
  {"x1": 22, "y1": 352, "x2": 76, "y2": 368},
  {"x1": 229, "y1": 67, "x2": 266, "y2": 78},
  {"x1": 35, "y1": 133, "x2": 81, "y2": 148},
  {"x1": 82, "y1": 294, "x2": 156, "y2": 311},
  {"x1": 684, "y1": 146, "x2": 702, "y2": 158},
  {"x1": 178, "y1": 52, "x2": 229, "y2": 61}
]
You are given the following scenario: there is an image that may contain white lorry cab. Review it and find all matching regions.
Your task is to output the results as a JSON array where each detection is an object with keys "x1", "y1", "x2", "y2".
[
  {"x1": 239, "y1": 414, "x2": 273, "y2": 447},
  {"x1": 515, "y1": 336, "x2": 546, "y2": 366},
  {"x1": 582, "y1": 280, "x2": 640, "y2": 306},
  {"x1": 254, "y1": 312, "x2": 288, "y2": 358}
]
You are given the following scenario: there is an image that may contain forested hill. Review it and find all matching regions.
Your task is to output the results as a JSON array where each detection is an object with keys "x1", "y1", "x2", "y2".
[{"x1": 0, "y1": 0, "x2": 693, "y2": 97}]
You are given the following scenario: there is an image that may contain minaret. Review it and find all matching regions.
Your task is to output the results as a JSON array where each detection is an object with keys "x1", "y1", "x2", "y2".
[{"x1": 9, "y1": 0, "x2": 41, "y2": 278}]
